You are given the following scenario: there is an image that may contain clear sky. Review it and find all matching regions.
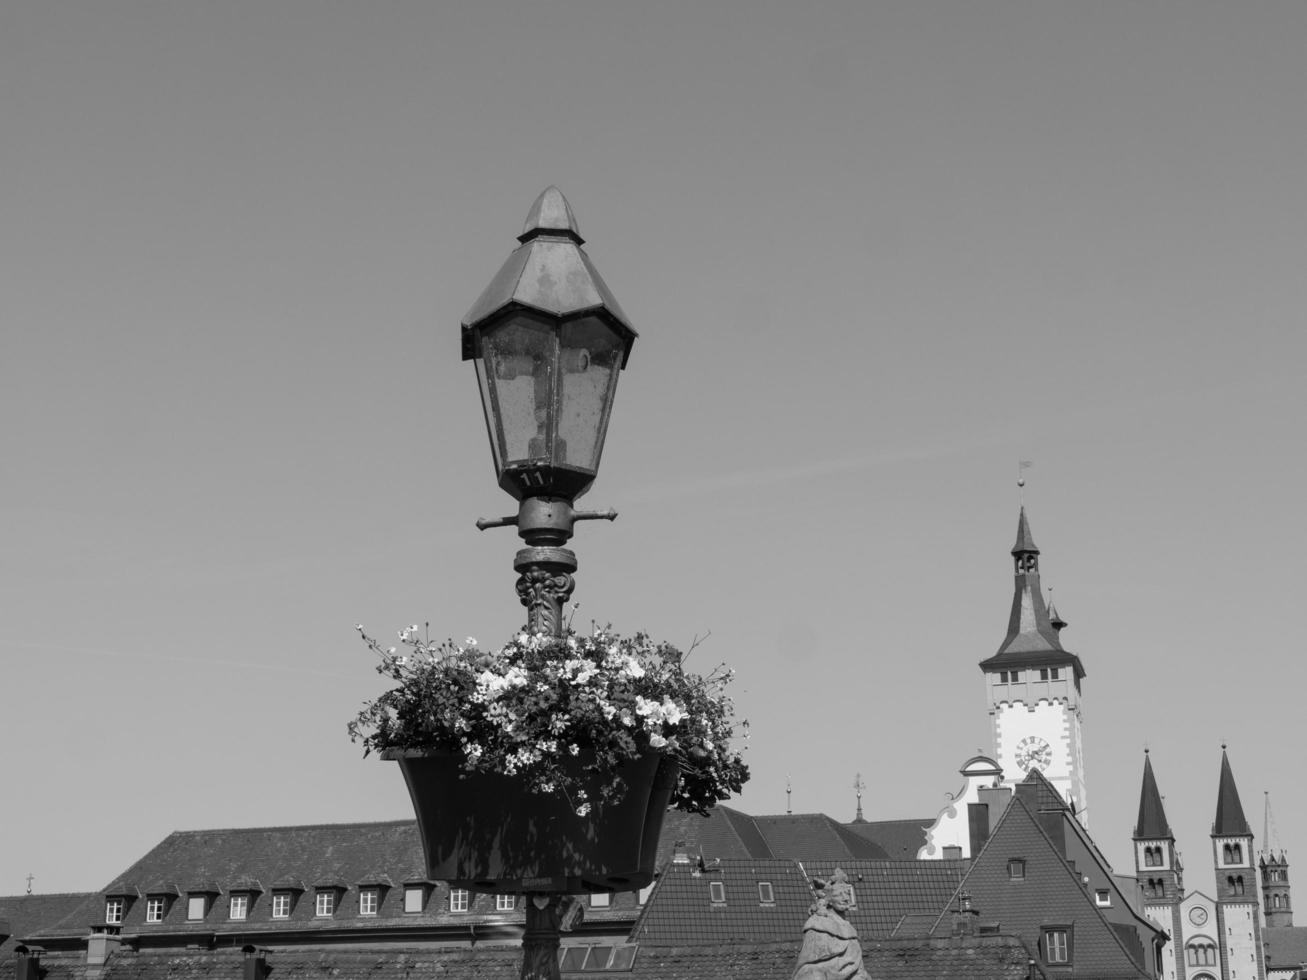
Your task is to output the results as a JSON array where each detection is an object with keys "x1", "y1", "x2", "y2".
[{"x1": 3, "y1": 1, "x2": 1305, "y2": 899}]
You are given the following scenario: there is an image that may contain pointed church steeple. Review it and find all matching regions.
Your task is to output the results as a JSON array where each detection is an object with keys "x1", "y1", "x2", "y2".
[
  {"x1": 1214, "y1": 747, "x2": 1252, "y2": 837},
  {"x1": 1133, "y1": 750, "x2": 1182, "y2": 903},
  {"x1": 1135, "y1": 750, "x2": 1172, "y2": 839},
  {"x1": 1212, "y1": 746, "x2": 1255, "y2": 906}
]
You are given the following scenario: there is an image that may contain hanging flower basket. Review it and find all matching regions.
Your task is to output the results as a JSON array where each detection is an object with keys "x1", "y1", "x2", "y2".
[
  {"x1": 385, "y1": 746, "x2": 676, "y2": 893},
  {"x1": 350, "y1": 626, "x2": 750, "y2": 892}
]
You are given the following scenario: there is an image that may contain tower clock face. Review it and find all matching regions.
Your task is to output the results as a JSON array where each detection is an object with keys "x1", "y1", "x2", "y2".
[
  {"x1": 1014, "y1": 735, "x2": 1053, "y2": 772},
  {"x1": 1189, "y1": 907, "x2": 1208, "y2": 926}
]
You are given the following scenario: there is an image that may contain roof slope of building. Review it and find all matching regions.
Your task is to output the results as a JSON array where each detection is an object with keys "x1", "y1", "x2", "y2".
[
  {"x1": 841, "y1": 818, "x2": 933, "y2": 860},
  {"x1": 1265, "y1": 926, "x2": 1307, "y2": 972},
  {"x1": 1134, "y1": 752, "x2": 1172, "y2": 839},
  {"x1": 0, "y1": 893, "x2": 93, "y2": 958},
  {"x1": 629, "y1": 859, "x2": 811, "y2": 946},
  {"x1": 930, "y1": 795, "x2": 1154, "y2": 978},
  {"x1": 748, "y1": 814, "x2": 889, "y2": 861},
  {"x1": 1213, "y1": 747, "x2": 1252, "y2": 837},
  {"x1": 800, "y1": 860, "x2": 968, "y2": 940}
]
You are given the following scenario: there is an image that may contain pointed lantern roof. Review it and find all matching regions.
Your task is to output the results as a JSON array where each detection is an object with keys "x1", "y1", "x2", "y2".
[
  {"x1": 1011, "y1": 507, "x2": 1039, "y2": 555},
  {"x1": 1213, "y1": 747, "x2": 1252, "y2": 837},
  {"x1": 979, "y1": 508, "x2": 1085, "y2": 678},
  {"x1": 1134, "y1": 751, "x2": 1172, "y2": 839},
  {"x1": 461, "y1": 186, "x2": 636, "y2": 361}
]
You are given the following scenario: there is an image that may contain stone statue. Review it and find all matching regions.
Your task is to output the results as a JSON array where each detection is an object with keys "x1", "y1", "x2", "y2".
[{"x1": 792, "y1": 869, "x2": 871, "y2": 980}]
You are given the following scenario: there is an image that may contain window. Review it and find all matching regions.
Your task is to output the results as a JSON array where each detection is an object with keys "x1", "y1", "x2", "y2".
[
  {"x1": 146, "y1": 897, "x2": 166, "y2": 923},
  {"x1": 449, "y1": 888, "x2": 469, "y2": 913},
  {"x1": 1043, "y1": 928, "x2": 1071, "y2": 964},
  {"x1": 359, "y1": 888, "x2": 379, "y2": 916},
  {"x1": 589, "y1": 893, "x2": 610, "y2": 908},
  {"x1": 1039, "y1": 668, "x2": 1049, "y2": 680},
  {"x1": 709, "y1": 881, "x2": 726, "y2": 904},
  {"x1": 758, "y1": 882, "x2": 775, "y2": 905},
  {"x1": 272, "y1": 892, "x2": 292, "y2": 919},
  {"x1": 999, "y1": 671, "x2": 1009, "y2": 683},
  {"x1": 229, "y1": 895, "x2": 248, "y2": 920},
  {"x1": 1007, "y1": 859, "x2": 1026, "y2": 880},
  {"x1": 1186, "y1": 941, "x2": 1217, "y2": 966},
  {"x1": 1050, "y1": 667, "x2": 1060, "y2": 680},
  {"x1": 187, "y1": 895, "x2": 207, "y2": 920},
  {"x1": 1010, "y1": 671, "x2": 1021, "y2": 682},
  {"x1": 1095, "y1": 889, "x2": 1111, "y2": 907},
  {"x1": 495, "y1": 894, "x2": 515, "y2": 912},
  {"x1": 315, "y1": 891, "x2": 335, "y2": 917},
  {"x1": 404, "y1": 886, "x2": 425, "y2": 913},
  {"x1": 1273, "y1": 895, "x2": 1282, "y2": 909},
  {"x1": 105, "y1": 898, "x2": 124, "y2": 925},
  {"x1": 1231, "y1": 844, "x2": 1243, "y2": 863}
]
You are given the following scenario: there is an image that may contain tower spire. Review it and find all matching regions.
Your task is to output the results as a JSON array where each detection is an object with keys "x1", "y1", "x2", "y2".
[
  {"x1": 1214, "y1": 746, "x2": 1252, "y2": 837},
  {"x1": 1135, "y1": 749, "x2": 1172, "y2": 839}
]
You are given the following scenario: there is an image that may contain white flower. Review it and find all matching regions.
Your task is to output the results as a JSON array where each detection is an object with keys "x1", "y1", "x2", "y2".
[{"x1": 649, "y1": 733, "x2": 668, "y2": 749}]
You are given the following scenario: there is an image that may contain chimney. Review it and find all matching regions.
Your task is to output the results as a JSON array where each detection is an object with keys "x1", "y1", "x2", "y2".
[
  {"x1": 969, "y1": 785, "x2": 1013, "y2": 855},
  {"x1": 86, "y1": 931, "x2": 121, "y2": 978},
  {"x1": 15, "y1": 945, "x2": 43, "y2": 980},
  {"x1": 951, "y1": 892, "x2": 980, "y2": 937},
  {"x1": 243, "y1": 945, "x2": 270, "y2": 980}
]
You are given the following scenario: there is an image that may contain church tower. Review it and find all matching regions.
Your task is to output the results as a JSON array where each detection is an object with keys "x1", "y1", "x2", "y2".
[
  {"x1": 1134, "y1": 751, "x2": 1184, "y2": 980},
  {"x1": 1134, "y1": 750, "x2": 1184, "y2": 904},
  {"x1": 1260, "y1": 851, "x2": 1292, "y2": 927},
  {"x1": 1212, "y1": 748, "x2": 1265, "y2": 980},
  {"x1": 978, "y1": 508, "x2": 1088, "y2": 821}
]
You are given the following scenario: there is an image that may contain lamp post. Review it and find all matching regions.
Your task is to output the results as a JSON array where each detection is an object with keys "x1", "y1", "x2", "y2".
[
  {"x1": 463, "y1": 186, "x2": 637, "y2": 638},
  {"x1": 461, "y1": 188, "x2": 638, "y2": 980}
]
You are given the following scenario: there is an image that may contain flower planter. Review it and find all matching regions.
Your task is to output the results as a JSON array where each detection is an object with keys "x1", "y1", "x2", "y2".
[{"x1": 384, "y1": 748, "x2": 676, "y2": 894}]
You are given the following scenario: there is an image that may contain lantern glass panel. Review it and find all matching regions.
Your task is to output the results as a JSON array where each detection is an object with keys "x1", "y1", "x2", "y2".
[
  {"x1": 557, "y1": 316, "x2": 622, "y2": 473},
  {"x1": 477, "y1": 317, "x2": 557, "y2": 472}
]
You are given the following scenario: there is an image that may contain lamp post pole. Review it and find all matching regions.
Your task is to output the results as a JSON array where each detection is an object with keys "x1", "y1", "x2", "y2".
[{"x1": 462, "y1": 188, "x2": 637, "y2": 979}]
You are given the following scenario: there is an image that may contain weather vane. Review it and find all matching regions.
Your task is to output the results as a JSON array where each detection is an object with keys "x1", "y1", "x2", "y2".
[{"x1": 1018, "y1": 460, "x2": 1033, "y2": 505}]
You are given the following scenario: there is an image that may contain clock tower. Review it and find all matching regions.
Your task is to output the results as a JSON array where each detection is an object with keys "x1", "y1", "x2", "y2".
[{"x1": 979, "y1": 508, "x2": 1088, "y2": 823}]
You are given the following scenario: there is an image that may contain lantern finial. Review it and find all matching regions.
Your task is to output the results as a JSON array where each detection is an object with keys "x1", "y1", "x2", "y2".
[{"x1": 520, "y1": 186, "x2": 583, "y2": 244}]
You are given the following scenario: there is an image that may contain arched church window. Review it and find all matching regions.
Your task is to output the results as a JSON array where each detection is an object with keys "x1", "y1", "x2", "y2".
[
  {"x1": 1236, "y1": 875, "x2": 1245, "y2": 896},
  {"x1": 1231, "y1": 844, "x2": 1243, "y2": 863},
  {"x1": 1223, "y1": 844, "x2": 1233, "y2": 863},
  {"x1": 1273, "y1": 894, "x2": 1281, "y2": 909}
]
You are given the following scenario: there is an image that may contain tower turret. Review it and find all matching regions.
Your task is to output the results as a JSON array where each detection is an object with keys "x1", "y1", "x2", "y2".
[
  {"x1": 1133, "y1": 750, "x2": 1183, "y2": 903},
  {"x1": 978, "y1": 507, "x2": 1088, "y2": 822},
  {"x1": 1260, "y1": 851, "x2": 1292, "y2": 927}
]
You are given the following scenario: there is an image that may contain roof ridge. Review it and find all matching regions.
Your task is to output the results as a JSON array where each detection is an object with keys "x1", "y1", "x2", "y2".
[{"x1": 160, "y1": 818, "x2": 417, "y2": 836}]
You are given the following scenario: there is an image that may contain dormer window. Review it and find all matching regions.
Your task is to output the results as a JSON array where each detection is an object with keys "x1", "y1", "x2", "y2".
[
  {"x1": 404, "y1": 885, "x2": 426, "y2": 914},
  {"x1": 449, "y1": 888, "x2": 470, "y2": 913},
  {"x1": 105, "y1": 898, "x2": 124, "y2": 925},
  {"x1": 230, "y1": 895, "x2": 249, "y2": 920},
  {"x1": 271, "y1": 892, "x2": 293, "y2": 919},
  {"x1": 187, "y1": 895, "x2": 207, "y2": 920},
  {"x1": 145, "y1": 897, "x2": 166, "y2": 923},
  {"x1": 359, "y1": 888, "x2": 379, "y2": 916},
  {"x1": 1008, "y1": 859, "x2": 1026, "y2": 880},
  {"x1": 315, "y1": 890, "x2": 336, "y2": 917}
]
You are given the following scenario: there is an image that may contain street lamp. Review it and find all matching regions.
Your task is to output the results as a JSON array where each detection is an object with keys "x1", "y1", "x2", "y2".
[{"x1": 464, "y1": 186, "x2": 637, "y2": 636}]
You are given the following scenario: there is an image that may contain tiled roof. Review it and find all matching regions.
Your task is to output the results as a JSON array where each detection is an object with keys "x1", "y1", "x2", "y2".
[
  {"x1": 930, "y1": 796, "x2": 1153, "y2": 978},
  {"x1": 866, "y1": 934, "x2": 1047, "y2": 980},
  {"x1": 100, "y1": 945, "x2": 526, "y2": 980},
  {"x1": 1016, "y1": 769, "x2": 1068, "y2": 814},
  {"x1": 1266, "y1": 926, "x2": 1307, "y2": 968},
  {"x1": 749, "y1": 814, "x2": 889, "y2": 861},
  {"x1": 0, "y1": 893, "x2": 94, "y2": 958},
  {"x1": 841, "y1": 818, "x2": 932, "y2": 860},
  {"x1": 801, "y1": 860, "x2": 968, "y2": 939},
  {"x1": 654, "y1": 807, "x2": 771, "y2": 866},
  {"x1": 27, "y1": 820, "x2": 643, "y2": 941},
  {"x1": 630, "y1": 860, "x2": 811, "y2": 946}
]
